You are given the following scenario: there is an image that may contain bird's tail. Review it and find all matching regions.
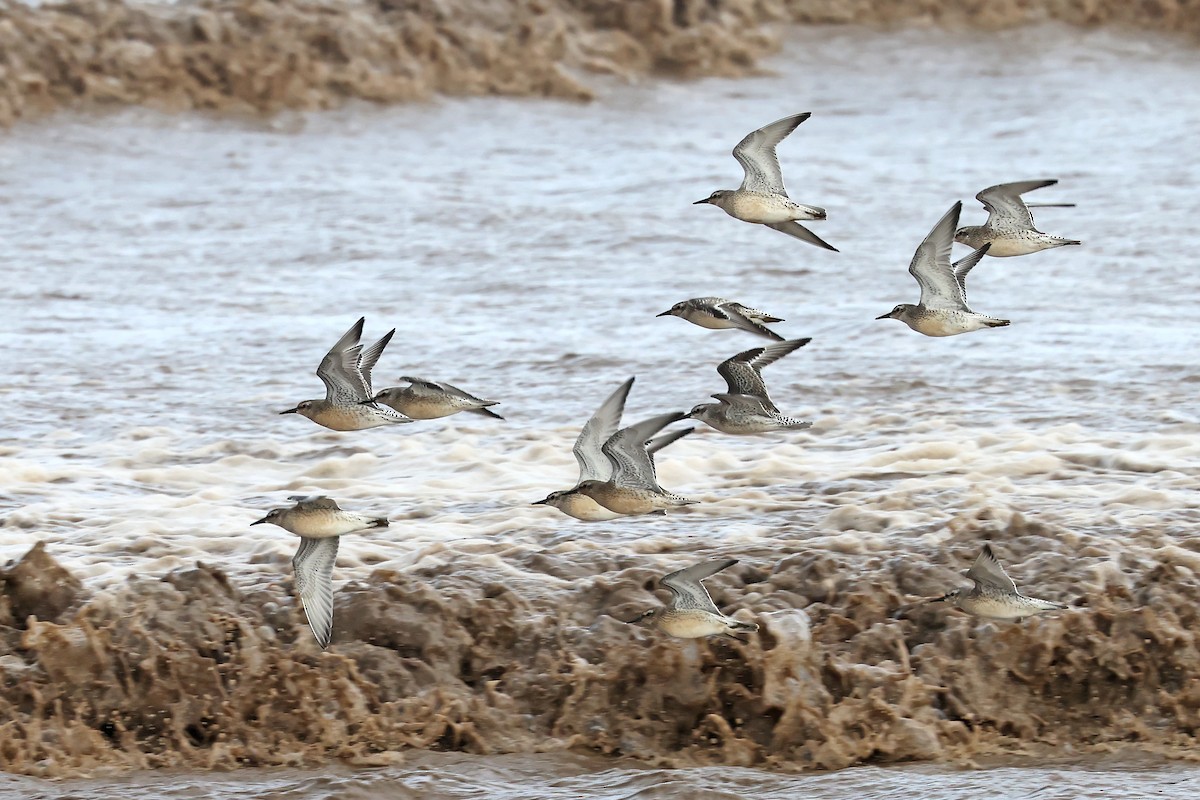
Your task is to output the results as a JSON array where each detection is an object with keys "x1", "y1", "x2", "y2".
[
  {"x1": 371, "y1": 517, "x2": 390, "y2": 528},
  {"x1": 984, "y1": 319, "x2": 1011, "y2": 329}
]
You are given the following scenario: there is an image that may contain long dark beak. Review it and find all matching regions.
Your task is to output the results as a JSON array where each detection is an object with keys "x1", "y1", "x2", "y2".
[
  {"x1": 655, "y1": 310, "x2": 672, "y2": 317},
  {"x1": 359, "y1": 398, "x2": 378, "y2": 405},
  {"x1": 531, "y1": 498, "x2": 548, "y2": 505},
  {"x1": 250, "y1": 517, "x2": 268, "y2": 525},
  {"x1": 875, "y1": 312, "x2": 892, "y2": 320},
  {"x1": 279, "y1": 407, "x2": 298, "y2": 415},
  {"x1": 692, "y1": 198, "x2": 709, "y2": 205}
]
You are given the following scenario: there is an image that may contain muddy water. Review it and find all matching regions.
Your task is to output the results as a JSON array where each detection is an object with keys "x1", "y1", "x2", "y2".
[{"x1": 1, "y1": 20, "x2": 1199, "y2": 797}]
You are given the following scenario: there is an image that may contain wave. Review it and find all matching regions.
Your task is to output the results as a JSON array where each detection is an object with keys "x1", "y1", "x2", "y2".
[
  {"x1": 1, "y1": 525, "x2": 1196, "y2": 777},
  {"x1": 1, "y1": 0, "x2": 1197, "y2": 126}
]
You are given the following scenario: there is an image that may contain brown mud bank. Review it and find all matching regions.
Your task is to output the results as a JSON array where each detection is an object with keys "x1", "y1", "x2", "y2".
[
  {"x1": 1, "y1": 0, "x2": 1198, "y2": 128},
  {"x1": 2, "y1": 517, "x2": 1200, "y2": 778}
]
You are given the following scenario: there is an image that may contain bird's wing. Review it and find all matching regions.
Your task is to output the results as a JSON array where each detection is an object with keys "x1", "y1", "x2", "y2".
[
  {"x1": 966, "y1": 544, "x2": 1018, "y2": 593},
  {"x1": 976, "y1": 179, "x2": 1058, "y2": 231},
  {"x1": 316, "y1": 317, "x2": 369, "y2": 403},
  {"x1": 764, "y1": 221, "x2": 839, "y2": 252},
  {"x1": 356, "y1": 329, "x2": 395, "y2": 397},
  {"x1": 602, "y1": 411, "x2": 686, "y2": 491},
  {"x1": 401, "y1": 376, "x2": 489, "y2": 404},
  {"x1": 288, "y1": 495, "x2": 340, "y2": 511},
  {"x1": 717, "y1": 338, "x2": 811, "y2": 403},
  {"x1": 909, "y1": 203, "x2": 970, "y2": 311},
  {"x1": 661, "y1": 558, "x2": 739, "y2": 614},
  {"x1": 732, "y1": 112, "x2": 810, "y2": 196},
  {"x1": 716, "y1": 303, "x2": 785, "y2": 340},
  {"x1": 573, "y1": 377, "x2": 634, "y2": 483},
  {"x1": 292, "y1": 536, "x2": 339, "y2": 649}
]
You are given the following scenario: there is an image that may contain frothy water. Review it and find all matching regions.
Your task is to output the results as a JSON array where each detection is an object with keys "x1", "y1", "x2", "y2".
[{"x1": 1, "y1": 22, "x2": 1199, "y2": 795}]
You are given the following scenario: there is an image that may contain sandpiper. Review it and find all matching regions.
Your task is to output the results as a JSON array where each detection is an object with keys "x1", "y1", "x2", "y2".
[
  {"x1": 687, "y1": 338, "x2": 813, "y2": 434},
  {"x1": 926, "y1": 544, "x2": 1068, "y2": 621},
  {"x1": 877, "y1": 202, "x2": 1008, "y2": 337},
  {"x1": 533, "y1": 378, "x2": 693, "y2": 521},
  {"x1": 370, "y1": 376, "x2": 503, "y2": 420},
  {"x1": 251, "y1": 495, "x2": 389, "y2": 648},
  {"x1": 628, "y1": 558, "x2": 759, "y2": 638},
  {"x1": 657, "y1": 297, "x2": 785, "y2": 341},
  {"x1": 572, "y1": 411, "x2": 698, "y2": 517},
  {"x1": 694, "y1": 113, "x2": 837, "y2": 251},
  {"x1": 280, "y1": 317, "x2": 413, "y2": 430},
  {"x1": 956, "y1": 179, "x2": 1081, "y2": 257}
]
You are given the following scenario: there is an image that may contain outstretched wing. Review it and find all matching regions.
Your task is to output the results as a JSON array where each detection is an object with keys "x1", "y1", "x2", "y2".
[
  {"x1": 573, "y1": 377, "x2": 634, "y2": 483},
  {"x1": 316, "y1": 317, "x2": 370, "y2": 402},
  {"x1": 966, "y1": 544, "x2": 1018, "y2": 593},
  {"x1": 292, "y1": 536, "x2": 339, "y2": 649},
  {"x1": 976, "y1": 179, "x2": 1058, "y2": 231},
  {"x1": 717, "y1": 338, "x2": 811, "y2": 404},
  {"x1": 764, "y1": 221, "x2": 839, "y2": 252},
  {"x1": 661, "y1": 558, "x2": 739, "y2": 614},
  {"x1": 603, "y1": 411, "x2": 686, "y2": 491},
  {"x1": 733, "y1": 113, "x2": 810, "y2": 196},
  {"x1": 909, "y1": 203, "x2": 971, "y2": 311}
]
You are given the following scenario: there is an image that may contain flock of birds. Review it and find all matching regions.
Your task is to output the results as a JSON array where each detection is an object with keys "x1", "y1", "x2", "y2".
[{"x1": 253, "y1": 112, "x2": 1079, "y2": 648}]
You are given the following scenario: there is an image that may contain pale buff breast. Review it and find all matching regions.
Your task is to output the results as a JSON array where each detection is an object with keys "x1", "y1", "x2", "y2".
[
  {"x1": 586, "y1": 485, "x2": 657, "y2": 516},
  {"x1": 308, "y1": 405, "x2": 388, "y2": 431},
  {"x1": 282, "y1": 510, "x2": 374, "y2": 538},
  {"x1": 658, "y1": 611, "x2": 733, "y2": 638},
  {"x1": 907, "y1": 312, "x2": 985, "y2": 338},
  {"x1": 726, "y1": 193, "x2": 800, "y2": 224},
  {"x1": 557, "y1": 493, "x2": 622, "y2": 522},
  {"x1": 384, "y1": 395, "x2": 458, "y2": 420}
]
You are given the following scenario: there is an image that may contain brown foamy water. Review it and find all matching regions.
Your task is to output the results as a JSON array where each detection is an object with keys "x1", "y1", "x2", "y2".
[{"x1": 1, "y1": 13, "x2": 1199, "y2": 798}]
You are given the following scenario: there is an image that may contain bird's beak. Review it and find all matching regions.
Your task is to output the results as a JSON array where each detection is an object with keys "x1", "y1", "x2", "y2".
[
  {"x1": 531, "y1": 498, "x2": 549, "y2": 505},
  {"x1": 359, "y1": 398, "x2": 378, "y2": 405},
  {"x1": 279, "y1": 407, "x2": 298, "y2": 415},
  {"x1": 250, "y1": 516, "x2": 268, "y2": 525},
  {"x1": 875, "y1": 312, "x2": 892, "y2": 320},
  {"x1": 692, "y1": 198, "x2": 709, "y2": 205},
  {"x1": 655, "y1": 310, "x2": 672, "y2": 317}
]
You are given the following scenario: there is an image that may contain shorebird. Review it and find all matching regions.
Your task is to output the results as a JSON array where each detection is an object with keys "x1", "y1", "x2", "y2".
[
  {"x1": 533, "y1": 378, "x2": 693, "y2": 521},
  {"x1": 925, "y1": 544, "x2": 1068, "y2": 621},
  {"x1": 657, "y1": 297, "x2": 785, "y2": 341},
  {"x1": 955, "y1": 179, "x2": 1081, "y2": 257},
  {"x1": 572, "y1": 411, "x2": 698, "y2": 517},
  {"x1": 627, "y1": 559, "x2": 759, "y2": 638},
  {"x1": 280, "y1": 317, "x2": 413, "y2": 430},
  {"x1": 687, "y1": 338, "x2": 813, "y2": 434},
  {"x1": 533, "y1": 379, "x2": 693, "y2": 521},
  {"x1": 369, "y1": 377, "x2": 503, "y2": 420},
  {"x1": 693, "y1": 112, "x2": 837, "y2": 252},
  {"x1": 251, "y1": 495, "x2": 389, "y2": 648},
  {"x1": 877, "y1": 202, "x2": 1008, "y2": 337}
]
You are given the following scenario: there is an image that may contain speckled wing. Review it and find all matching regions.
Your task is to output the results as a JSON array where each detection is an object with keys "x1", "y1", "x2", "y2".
[
  {"x1": 966, "y1": 544, "x2": 1017, "y2": 593},
  {"x1": 909, "y1": 203, "x2": 970, "y2": 311},
  {"x1": 573, "y1": 377, "x2": 634, "y2": 483},
  {"x1": 401, "y1": 376, "x2": 489, "y2": 405},
  {"x1": 661, "y1": 558, "x2": 738, "y2": 614},
  {"x1": 716, "y1": 302, "x2": 786, "y2": 341},
  {"x1": 292, "y1": 536, "x2": 339, "y2": 649},
  {"x1": 602, "y1": 411, "x2": 687, "y2": 491},
  {"x1": 316, "y1": 317, "x2": 370, "y2": 403},
  {"x1": 732, "y1": 112, "x2": 810, "y2": 196},
  {"x1": 356, "y1": 329, "x2": 395, "y2": 397},
  {"x1": 976, "y1": 179, "x2": 1058, "y2": 231},
  {"x1": 286, "y1": 495, "x2": 340, "y2": 511},
  {"x1": 716, "y1": 338, "x2": 811, "y2": 404}
]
